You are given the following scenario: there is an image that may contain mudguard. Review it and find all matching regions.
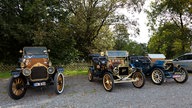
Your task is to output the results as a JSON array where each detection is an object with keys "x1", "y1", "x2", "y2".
[
  {"x1": 56, "y1": 67, "x2": 64, "y2": 73},
  {"x1": 11, "y1": 70, "x2": 21, "y2": 78},
  {"x1": 89, "y1": 66, "x2": 94, "y2": 73}
]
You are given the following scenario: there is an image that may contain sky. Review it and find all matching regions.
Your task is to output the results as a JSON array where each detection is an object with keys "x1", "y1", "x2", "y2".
[{"x1": 117, "y1": 0, "x2": 152, "y2": 44}]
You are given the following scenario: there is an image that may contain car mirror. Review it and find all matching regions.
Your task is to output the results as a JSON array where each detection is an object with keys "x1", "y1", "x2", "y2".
[{"x1": 19, "y1": 50, "x2": 23, "y2": 53}]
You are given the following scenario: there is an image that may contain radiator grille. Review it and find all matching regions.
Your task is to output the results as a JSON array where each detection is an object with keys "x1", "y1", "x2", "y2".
[
  {"x1": 119, "y1": 67, "x2": 129, "y2": 75},
  {"x1": 30, "y1": 66, "x2": 48, "y2": 81}
]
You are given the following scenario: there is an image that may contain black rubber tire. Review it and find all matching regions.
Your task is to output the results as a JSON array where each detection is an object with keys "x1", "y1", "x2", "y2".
[
  {"x1": 174, "y1": 68, "x2": 188, "y2": 83},
  {"x1": 54, "y1": 72, "x2": 65, "y2": 94},
  {"x1": 102, "y1": 72, "x2": 114, "y2": 92},
  {"x1": 88, "y1": 69, "x2": 94, "y2": 82},
  {"x1": 151, "y1": 68, "x2": 165, "y2": 85},
  {"x1": 8, "y1": 77, "x2": 27, "y2": 100},
  {"x1": 132, "y1": 71, "x2": 145, "y2": 88}
]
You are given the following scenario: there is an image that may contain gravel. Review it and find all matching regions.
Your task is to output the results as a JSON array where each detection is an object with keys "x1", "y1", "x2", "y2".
[{"x1": 0, "y1": 74, "x2": 192, "y2": 108}]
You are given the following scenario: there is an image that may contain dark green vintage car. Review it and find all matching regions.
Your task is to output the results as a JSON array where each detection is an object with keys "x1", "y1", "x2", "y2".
[{"x1": 8, "y1": 47, "x2": 65, "y2": 100}]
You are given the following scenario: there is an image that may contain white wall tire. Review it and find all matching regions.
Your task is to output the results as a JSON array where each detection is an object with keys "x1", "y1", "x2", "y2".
[{"x1": 54, "y1": 72, "x2": 65, "y2": 94}]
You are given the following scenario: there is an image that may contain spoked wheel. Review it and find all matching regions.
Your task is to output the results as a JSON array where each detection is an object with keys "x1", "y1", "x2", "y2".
[
  {"x1": 151, "y1": 68, "x2": 165, "y2": 85},
  {"x1": 88, "y1": 69, "x2": 94, "y2": 82},
  {"x1": 103, "y1": 73, "x2": 114, "y2": 92},
  {"x1": 8, "y1": 77, "x2": 27, "y2": 100},
  {"x1": 132, "y1": 71, "x2": 145, "y2": 88},
  {"x1": 174, "y1": 68, "x2": 188, "y2": 83},
  {"x1": 54, "y1": 72, "x2": 65, "y2": 94}
]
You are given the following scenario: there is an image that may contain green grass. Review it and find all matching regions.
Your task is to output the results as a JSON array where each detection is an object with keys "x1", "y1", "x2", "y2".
[
  {"x1": 64, "y1": 70, "x2": 87, "y2": 76},
  {"x1": 0, "y1": 71, "x2": 11, "y2": 79},
  {"x1": 0, "y1": 70, "x2": 87, "y2": 79}
]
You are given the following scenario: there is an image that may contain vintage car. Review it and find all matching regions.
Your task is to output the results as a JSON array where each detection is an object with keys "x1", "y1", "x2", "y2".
[
  {"x1": 8, "y1": 47, "x2": 65, "y2": 100},
  {"x1": 129, "y1": 56, "x2": 188, "y2": 85},
  {"x1": 88, "y1": 51, "x2": 145, "y2": 92}
]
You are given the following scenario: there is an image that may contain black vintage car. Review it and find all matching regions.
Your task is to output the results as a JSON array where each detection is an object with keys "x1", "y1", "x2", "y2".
[
  {"x1": 8, "y1": 47, "x2": 65, "y2": 100},
  {"x1": 88, "y1": 51, "x2": 145, "y2": 91},
  {"x1": 129, "y1": 55, "x2": 188, "y2": 85}
]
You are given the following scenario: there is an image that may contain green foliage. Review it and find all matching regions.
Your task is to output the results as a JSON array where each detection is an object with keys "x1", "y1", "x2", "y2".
[
  {"x1": 112, "y1": 23, "x2": 147, "y2": 55},
  {"x1": 65, "y1": 0, "x2": 128, "y2": 56},
  {"x1": 92, "y1": 26, "x2": 115, "y2": 53},
  {"x1": 113, "y1": 24, "x2": 129, "y2": 50},
  {"x1": 122, "y1": 41, "x2": 147, "y2": 56},
  {"x1": 148, "y1": 23, "x2": 191, "y2": 58},
  {"x1": 0, "y1": 0, "x2": 148, "y2": 64},
  {"x1": 0, "y1": 0, "x2": 77, "y2": 64},
  {"x1": 147, "y1": 0, "x2": 192, "y2": 58}
]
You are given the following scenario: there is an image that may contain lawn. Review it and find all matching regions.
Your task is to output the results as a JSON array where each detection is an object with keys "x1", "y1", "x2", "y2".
[
  {"x1": 0, "y1": 70, "x2": 88, "y2": 79},
  {"x1": 64, "y1": 70, "x2": 88, "y2": 76},
  {"x1": 0, "y1": 71, "x2": 11, "y2": 79}
]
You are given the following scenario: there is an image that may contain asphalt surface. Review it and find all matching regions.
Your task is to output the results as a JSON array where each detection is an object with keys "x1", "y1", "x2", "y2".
[{"x1": 0, "y1": 74, "x2": 192, "y2": 108}]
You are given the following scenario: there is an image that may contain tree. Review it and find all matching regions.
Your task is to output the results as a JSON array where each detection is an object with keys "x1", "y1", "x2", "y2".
[
  {"x1": 122, "y1": 41, "x2": 147, "y2": 56},
  {"x1": 113, "y1": 23, "x2": 129, "y2": 50},
  {"x1": 0, "y1": 0, "x2": 77, "y2": 64},
  {"x1": 0, "y1": 0, "x2": 151, "y2": 64},
  {"x1": 148, "y1": 23, "x2": 191, "y2": 58},
  {"x1": 63, "y1": 0, "x2": 129, "y2": 56},
  {"x1": 92, "y1": 26, "x2": 115, "y2": 53},
  {"x1": 147, "y1": 0, "x2": 192, "y2": 54}
]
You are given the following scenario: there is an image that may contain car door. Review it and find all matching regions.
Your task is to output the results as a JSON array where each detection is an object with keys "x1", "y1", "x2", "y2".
[
  {"x1": 185, "y1": 54, "x2": 192, "y2": 71},
  {"x1": 173, "y1": 55, "x2": 187, "y2": 70}
]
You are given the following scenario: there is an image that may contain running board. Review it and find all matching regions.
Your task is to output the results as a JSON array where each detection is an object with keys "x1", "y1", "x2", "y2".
[{"x1": 114, "y1": 78, "x2": 139, "y2": 83}]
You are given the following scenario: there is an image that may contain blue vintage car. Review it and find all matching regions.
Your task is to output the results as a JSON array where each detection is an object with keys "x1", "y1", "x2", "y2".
[
  {"x1": 129, "y1": 56, "x2": 188, "y2": 85},
  {"x1": 88, "y1": 51, "x2": 145, "y2": 92}
]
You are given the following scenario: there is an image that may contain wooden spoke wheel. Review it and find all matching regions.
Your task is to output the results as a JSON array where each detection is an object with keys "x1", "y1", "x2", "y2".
[
  {"x1": 88, "y1": 69, "x2": 94, "y2": 82},
  {"x1": 132, "y1": 71, "x2": 145, "y2": 88},
  {"x1": 174, "y1": 68, "x2": 188, "y2": 83},
  {"x1": 151, "y1": 68, "x2": 165, "y2": 85},
  {"x1": 8, "y1": 77, "x2": 27, "y2": 100},
  {"x1": 54, "y1": 72, "x2": 65, "y2": 94},
  {"x1": 103, "y1": 72, "x2": 114, "y2": 92}
]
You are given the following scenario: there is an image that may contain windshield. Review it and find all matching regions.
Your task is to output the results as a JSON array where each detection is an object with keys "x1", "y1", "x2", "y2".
[
  {"x1": 106, "y1": 51, "x2": 128, "y2": 57},
  {"x1": 23, "y1": 47, "x2": 48, "y2": 58}
]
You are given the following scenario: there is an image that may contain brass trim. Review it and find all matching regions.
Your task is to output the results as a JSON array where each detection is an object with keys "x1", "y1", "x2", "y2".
[{"x1": 29, "y1": 63, "x2": 49, "y2": 82}]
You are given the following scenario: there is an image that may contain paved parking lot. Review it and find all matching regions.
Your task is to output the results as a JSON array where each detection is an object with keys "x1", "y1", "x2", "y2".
[{"x1": 0, "y1": 74, "x2": 192, "y2": 108}]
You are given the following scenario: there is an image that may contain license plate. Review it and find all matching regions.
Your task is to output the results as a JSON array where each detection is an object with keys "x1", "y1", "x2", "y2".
[
  {"x1": 33, "y1": 82, "x2": 46, "y2": 87},
  {"x1": 173, "y1": 75, "x2": 181, "y2": 78}
]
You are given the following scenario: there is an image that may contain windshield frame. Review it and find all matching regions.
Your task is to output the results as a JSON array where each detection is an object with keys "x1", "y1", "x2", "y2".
[
  {"x1": 106, "y1": 51, "x2": 128, "y2": 57},
  {"x1": 23, "y1": 47, "x2": 48, "y2": 58}
]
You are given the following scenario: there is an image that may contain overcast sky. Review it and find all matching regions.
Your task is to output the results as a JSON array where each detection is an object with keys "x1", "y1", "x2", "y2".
[{"x1": 117, "y1": 0, "x2": 151, "y2": 44}]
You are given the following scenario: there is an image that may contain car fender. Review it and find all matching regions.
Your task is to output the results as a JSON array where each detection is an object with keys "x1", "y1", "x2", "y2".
[
  {"x1": 149, "y1": 66, "x2": 164, "y2": 73},
  {"x1": 175, "y1": 64, "x2": 186, "y2": 71},
  {"x1": 89, "y1": 66, "x2": 94, "y2": 73},
  {"x1": 56, "y1": 67, "x2": 64, "y2": 73},
  {"x1": 129, "y1": 64, "x2": 136, "y2": 68},
  {"x1": 105, "y1": 70, "x2": 113, "y2": 75},
  {"x1": 11, "y1": 70, "x2": 21, "y2": 78}
]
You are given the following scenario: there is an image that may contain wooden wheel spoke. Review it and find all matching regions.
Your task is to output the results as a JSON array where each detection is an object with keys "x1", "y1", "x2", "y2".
[
  {"x1": 57, "y1": 75, "x2": 63, "y2": 91},
  {"x1": 11, "y1": 78, "x2": 25, "y2": 96}
]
